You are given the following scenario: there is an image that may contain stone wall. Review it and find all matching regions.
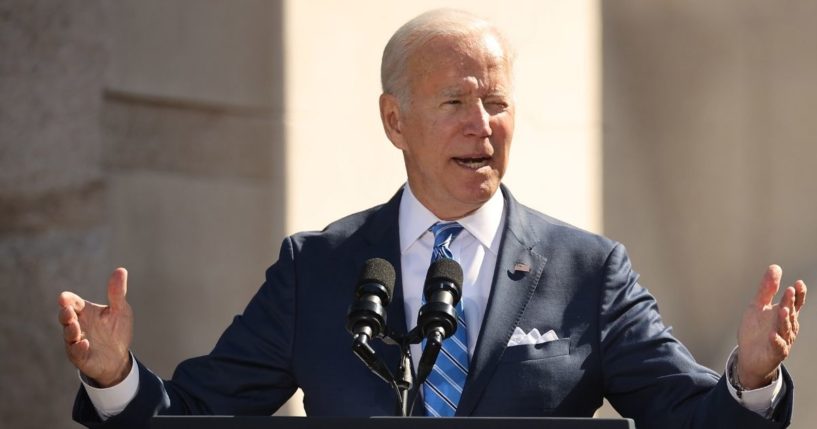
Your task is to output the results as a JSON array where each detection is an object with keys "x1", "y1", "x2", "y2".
[
  {"x1": 0, "y1": 0, "x2": 288, "y2": 426},
  {"x1": 602, "y1": 1, "x2": 817, "y2": 425},
  {"x1": 0, "y1": 2, "x2": 111, "y2": 428},
  {"x1": 101, "y1": 0, "x2": 289, "y2": 416}
]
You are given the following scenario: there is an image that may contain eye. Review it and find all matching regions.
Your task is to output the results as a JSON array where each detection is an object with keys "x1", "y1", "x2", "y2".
[
  {"x1": 485, "y1": 99, "x2": 510, "y2": 113},
  {"x1": 444, "y1": 99, "x2": 462, "y2": 106}
]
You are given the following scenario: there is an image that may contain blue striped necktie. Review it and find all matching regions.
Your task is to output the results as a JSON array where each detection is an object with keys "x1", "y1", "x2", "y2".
[{"x1": 423, "y1": 222, "x2": 468, "y2": 417}]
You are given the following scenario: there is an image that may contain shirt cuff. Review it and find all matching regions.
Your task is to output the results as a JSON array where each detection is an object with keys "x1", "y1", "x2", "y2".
[
  {"x1": 78, "y1": 353, "x2": 140, "y2": 421},
  {"x1": 724, "y1": 346, "x2": 785, "y2": 418}
]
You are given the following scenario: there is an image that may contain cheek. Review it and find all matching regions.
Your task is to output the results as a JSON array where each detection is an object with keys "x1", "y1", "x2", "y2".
[
  {"x1": 492, "y1": 119, "x2": 514, "y2": 159},
  {"x1": 497, "y1": 114, "x2": 514, "y2": 136}
]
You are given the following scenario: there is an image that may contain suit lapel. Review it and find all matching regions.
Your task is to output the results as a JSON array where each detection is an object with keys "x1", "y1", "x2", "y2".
[
  {"x1": 356, "y1": 187, "x2": 410, "y2": 351},
  {"x1": 456, "y1": 186, "x2": 548, "y2": 416}
]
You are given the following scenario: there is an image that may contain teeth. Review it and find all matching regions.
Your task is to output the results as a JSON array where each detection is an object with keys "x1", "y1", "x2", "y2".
[{"x1": 455, "y1": 158, "x2": 489, "y2": 169}]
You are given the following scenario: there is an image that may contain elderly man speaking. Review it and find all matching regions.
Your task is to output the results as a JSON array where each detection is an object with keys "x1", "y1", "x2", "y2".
[{"x1": 58, "y1": 9, "x2": 807, "y2": 428}]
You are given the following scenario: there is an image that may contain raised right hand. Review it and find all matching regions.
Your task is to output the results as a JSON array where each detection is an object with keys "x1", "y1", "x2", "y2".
[{"x1": 58, "y1": 267, "x2": 134, "y2": 387}]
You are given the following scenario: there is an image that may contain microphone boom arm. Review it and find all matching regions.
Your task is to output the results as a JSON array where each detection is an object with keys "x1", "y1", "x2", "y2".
[{"x1": 351, "y1": 332, "x2": 395, "y2": 385}]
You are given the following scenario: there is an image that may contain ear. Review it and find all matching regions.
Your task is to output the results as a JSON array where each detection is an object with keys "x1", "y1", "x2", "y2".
[{"x1": 379, "y1": 93, "x2": 407, "y2": 150}]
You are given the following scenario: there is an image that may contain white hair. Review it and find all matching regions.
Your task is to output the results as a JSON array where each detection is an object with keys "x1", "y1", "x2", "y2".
[{"x1": 380, "y1": 9, "x2": 514, "y2": 107}]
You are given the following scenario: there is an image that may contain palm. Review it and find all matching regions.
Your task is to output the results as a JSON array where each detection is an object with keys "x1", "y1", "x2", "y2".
[
  {"x1": 737, "y1": 265, "x2": 807, "y2": 388},
  {"x1": 76, "y1": 301, "x2": 132, "y2": 379},
  {"x1": 58, "y1": 268, "x2": 134, "y2": 387}
]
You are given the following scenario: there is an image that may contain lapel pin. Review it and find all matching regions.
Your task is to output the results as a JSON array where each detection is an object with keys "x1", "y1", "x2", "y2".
[{"x1": 512, "y1": 263, "x2": 531, "y2": 273}]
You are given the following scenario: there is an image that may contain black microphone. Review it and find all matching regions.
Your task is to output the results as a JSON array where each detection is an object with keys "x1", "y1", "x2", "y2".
[
  {"x1": 417, "y1": 258, "x2": 463, "y2": 340},
  {"x1": 346, "y1": 258, "x2": 396, "y2": 384},
  {"x1": 415, "y1": 258, "x2": 463, "y2": 384},
  {"x1": 346, "y1": 258, "x2": 395, "y2": 340}
]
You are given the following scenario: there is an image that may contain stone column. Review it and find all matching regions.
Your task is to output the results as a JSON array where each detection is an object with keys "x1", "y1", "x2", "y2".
[
  {"x1": 0, "y1": 2, "x2": 110, "y2": 428},
  {"x1": 102, "y1": 0, "x2": 289, "y2": 412}
]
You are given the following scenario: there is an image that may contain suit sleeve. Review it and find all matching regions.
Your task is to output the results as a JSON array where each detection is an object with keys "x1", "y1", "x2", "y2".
[
  {"x1": 598, "y1": 243, "x2": 793, "y2": 429},
  {"x1": 72, "y1": 237, "x2": 301, "y2": 427}
]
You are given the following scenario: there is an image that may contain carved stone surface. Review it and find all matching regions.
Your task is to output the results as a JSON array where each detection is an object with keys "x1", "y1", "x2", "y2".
[{"x1": 1, "y1": 2, "x2": 109, "y2": 427}]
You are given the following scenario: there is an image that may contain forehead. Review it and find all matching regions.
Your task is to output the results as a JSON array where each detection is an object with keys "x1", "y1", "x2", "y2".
[{"x1": 407, "y1": 32, "x2": 512, "y2": 93}]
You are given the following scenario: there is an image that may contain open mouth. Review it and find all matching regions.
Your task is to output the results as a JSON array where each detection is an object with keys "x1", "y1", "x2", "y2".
[{"x1": 453, "y1": 157, "x2": 491, "y2": 170}]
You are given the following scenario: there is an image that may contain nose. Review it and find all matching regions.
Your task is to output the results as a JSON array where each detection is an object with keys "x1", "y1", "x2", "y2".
[{"x1": 462, "y1": 100, "x2": 492, "y2": 138}]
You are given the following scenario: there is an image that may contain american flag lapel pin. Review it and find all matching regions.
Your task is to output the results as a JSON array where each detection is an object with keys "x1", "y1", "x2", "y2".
[{"x1": 513, "y1": 262, "x2": 531, "y2": 273}]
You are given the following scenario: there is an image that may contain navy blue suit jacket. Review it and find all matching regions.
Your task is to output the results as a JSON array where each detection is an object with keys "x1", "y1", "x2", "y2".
[{"x1": 73, "y1": 186, "x2": 794, "y2": 428}]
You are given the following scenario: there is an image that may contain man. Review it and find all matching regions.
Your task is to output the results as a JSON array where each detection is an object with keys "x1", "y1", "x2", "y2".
[{"x1": 58, "y1": 9, "x2": 807, "y2": 428}]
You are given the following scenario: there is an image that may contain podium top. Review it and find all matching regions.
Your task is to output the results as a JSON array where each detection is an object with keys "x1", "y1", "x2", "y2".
[{"x1": 151, "y1": 416, "x2": 635, "y2": 429}]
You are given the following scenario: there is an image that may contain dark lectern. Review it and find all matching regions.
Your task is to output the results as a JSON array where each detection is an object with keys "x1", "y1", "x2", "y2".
[{"x1": 151, "y1": 416, "x2": 635, "y2": 429}]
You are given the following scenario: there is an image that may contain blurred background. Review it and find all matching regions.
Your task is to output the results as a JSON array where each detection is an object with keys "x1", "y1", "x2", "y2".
[{"x1": 1, "y1": 0, "x2": 814, "y2": 427}]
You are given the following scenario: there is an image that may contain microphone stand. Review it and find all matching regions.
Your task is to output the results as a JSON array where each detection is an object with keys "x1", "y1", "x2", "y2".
[
  {"x1": 395, "y1": 340, "x2": 413, "y2": 417},
  {"x1": 351, "y1": 331, "x2": 395, "y2": 385},
  {"x1": 387, "y1": 329, "x2": 424, "y2": 417},
  {"x1": 392, "y1": 327, "x2": 440, "y2": 417},
  {"x1": 351, "y1": 319, "x2": 459, "y2": 416},
  {"x1": 353, "y1": 327, "x2": 427, "y2": 416}
]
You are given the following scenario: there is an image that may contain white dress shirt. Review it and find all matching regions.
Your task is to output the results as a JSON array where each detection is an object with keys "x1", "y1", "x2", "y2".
[
  {"x1": 398, "y1": 183, "x2": 505, "y2": 370},
  {"x1": 84, "y1": 183, "x2": 782, "y2": 419}
]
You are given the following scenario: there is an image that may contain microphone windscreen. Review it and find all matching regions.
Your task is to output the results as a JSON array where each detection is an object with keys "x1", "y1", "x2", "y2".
[
  {"x1": 424, "y1": 258, "x2": 463, "y2": 295},
  {"x1": 356, "y1": 258, "x2": 396, "y2": 299}
]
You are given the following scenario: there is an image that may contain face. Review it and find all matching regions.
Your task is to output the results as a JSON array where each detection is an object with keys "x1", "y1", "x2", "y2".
[{"x1": 380, "y1": 32, "x2": 515, "y2": 220}]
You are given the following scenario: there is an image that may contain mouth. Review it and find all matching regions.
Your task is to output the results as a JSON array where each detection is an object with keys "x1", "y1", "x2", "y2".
[{"x1": 453, "y1": 157, "x2": 491, "y2": 170}]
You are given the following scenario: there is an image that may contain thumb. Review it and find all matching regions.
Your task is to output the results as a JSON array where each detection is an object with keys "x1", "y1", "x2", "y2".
[
  {"x1": 107, "y1": 267, "x2": 129, "y2": 311},
  {"x1": 753, "y1": 265, "x2": 782, "y2": 308}
]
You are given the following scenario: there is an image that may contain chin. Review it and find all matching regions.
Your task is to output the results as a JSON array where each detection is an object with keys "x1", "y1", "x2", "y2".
[
  {"x1": 477, "y1": 177, "x2": 501, "y2": 197},
  {"x1": 459, "y1": 183, "x2": 497, "y2": 206}
]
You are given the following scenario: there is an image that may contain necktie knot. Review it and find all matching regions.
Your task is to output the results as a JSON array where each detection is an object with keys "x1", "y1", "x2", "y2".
[{"x1": 430, "y1": 222, "x2": 464, "y2": 262}]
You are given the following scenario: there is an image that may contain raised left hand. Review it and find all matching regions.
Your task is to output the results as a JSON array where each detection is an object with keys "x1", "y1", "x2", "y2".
[{"x1": 737, "y1": 265, "x2": 807, "y2": 389}]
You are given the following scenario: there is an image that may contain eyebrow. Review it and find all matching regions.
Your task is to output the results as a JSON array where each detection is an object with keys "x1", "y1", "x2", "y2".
[
  {"x1": 440, "y1": 87, "x2": 467, "y2": 98},
  {"x1": 439, "y1": 86, "x2": 509, "y2": 98}
]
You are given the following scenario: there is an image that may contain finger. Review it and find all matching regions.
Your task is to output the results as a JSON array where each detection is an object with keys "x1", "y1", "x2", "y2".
[
  {"x1": 782, "y1": 286, "x2": 798, "y2": 332},
  {"x1": 63, "y1": 319, "x2": 82, "y2": 344},
  {"x1": 107, "y1": 267, "x2": 129, "y2": 312},
  {"x1": 66, "y1": 338, "x2": 90, "y2": 364},
  {"x1": 782, "y1": 286, "x2": 796, "y2": 312},
  {"x1": 778, "y1": 306, "x2": 793, "y2": 345},
  {"x1": 58, "y1": 291, "x2": 86, "y2": 313},
  {"x1": 794, "y1": 280, "x2": 807, "y2": 312},
  {"x1": 753, "y1": 265, "x2": 782, "y2": 307},
  {"x1": 58, "y1": 306, "x2": 77, "y2": 326},
  {"x1": 770, "y1": 330, "x2": 790, "y2": 360}
]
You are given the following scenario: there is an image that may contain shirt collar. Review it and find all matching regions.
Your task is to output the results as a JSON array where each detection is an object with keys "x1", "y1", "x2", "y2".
[{"x1": 398, "y1": 183, "x2": 505, "y2": 255}]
